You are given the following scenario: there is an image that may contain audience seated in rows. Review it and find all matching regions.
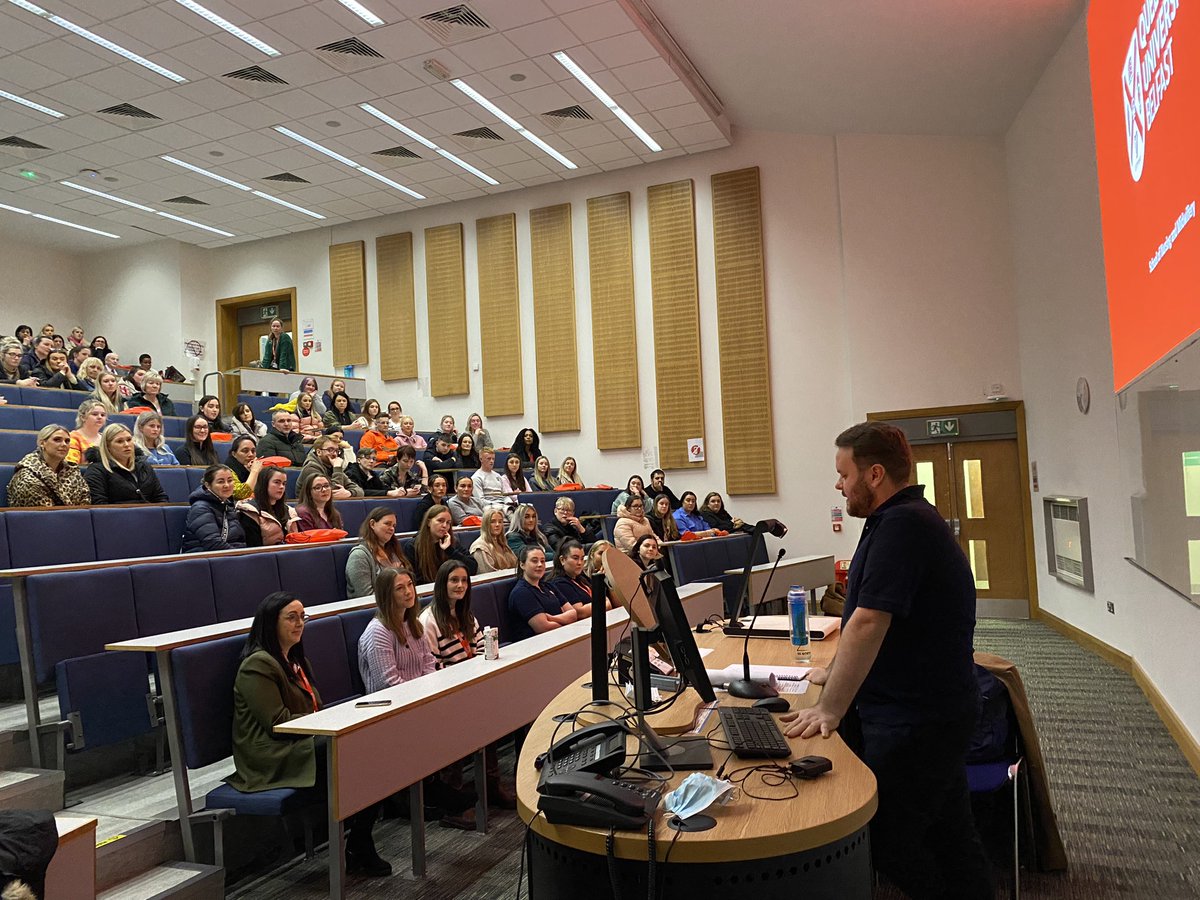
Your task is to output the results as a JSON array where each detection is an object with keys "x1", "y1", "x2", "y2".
[
  {"x1": 295, "y1": 473, "x2": 343, "y2": 532},
  {"x1": 403, "y1": 504, "x2": 476, "y2": 584},
  {"x1": 432, "y1": 415, "x2": 457, "y2": 448},
  {"x1": 132, "y1": 410, "x2": 179, "y2": 465},
  {"x1": 68, "y1": 399, "x2": 107, "y2": 465},
  {"x1": 611, "y1": 475, "x2": 646, "y2": 515},
  {"x1": 359, "y1": 413, "x2": 398, "y2": 465},
  {"x1": 673, "y1": 491, "x2": 717, "y2": 536},
  {"x1": 529, "y1": 456, "x2": 558, "y2": 491},
  {"x1": 629, "y1": 534, "x2": 663, "y2": 571},
  {"x1": 701, "y1": 491, "x2": 754, "y2": 534},
  {"x1": 510, "y1": 428, "x2": 540, "y2": 465},
  {"x1": 645, "y1": 469, "x2": 680, "y2": 508},
  {"x1": 344, "y1": 448, "x2": 402, "y2": 497},
  {"x1": 470, "y1": 448, "x2": 506, "y2": 510},
  {"x1": 380, "y1": 444, "x2": 426, "y2": 496},
  {"x1": 323, "y1": 392, "x2": 357, "y2": 429},
  {"x1": 452, "y1": 432, "x2": 480, "y2": 471},
  {"x1": 295, "y1": 393, "x2": 323, "y2": 443},
  {"x1": 345, "y1": 507, "x2": 407, "y2": 598},
  {"x1": 257, "y1": 410, "x2": 307, "y2": 468},
  {"x1": 225, "y1": 436, "x2": 263, "y2": 501},
  {"x1": 359, "y1": 399, "x2": 382, "y2": 429},
  {"x1": 507, "y1": 545, "x2": 577, "y2": 642},
  {"x1": 177, "y1": 415, "x2": 220, "y2": 468},
  {"x1": 231, "y1": 593, "x2": 389, "y2": 876},
  {"x1": 559, "y1": 456, "x2": 583, "y2": 487},
  {"x1": 649, "y1": 494, "x2": 682, "y2": 542},
  {"x1": 288, "y1": 377, "x2": 327, "y2": 418},
  {"x1": 500, "y1": 454, "x2": 529, "y2": 499},
  {"x1": 229, "y1": 403, "x2": 267, "y2": 440},
  {"x1": 506, "y1": 502, "x2": 549, "y2": 558},
  {"x1": 549, "y1": 539, "x2": 607, "y2": 620},
  {"x1": 92, "y1": 372, "x2": 126, "y2": 413},
  {"x1": 183, "y1": 465, "x2": 245, "y2": 552},
  {"x1": 83, "y1": 423, "x2": 168, "y2": 504},
  {"x1": 197, "y1": 395, "x2": 227, "y2": 434},
  {"x1": 393, "y1": 415, "x2": 425, "y2": 449},
  {"x1": 446, "y1": 476, "x2": 485, "y2": 524},
  {"x1": 411, "y1": 474, "x2": 449, "y2": 530},
  {"x1": 75, "y1": 355, "x2": 103, "y2": 390},
  {"x1": 613, "y1": 494, "x2": 654, "y2": 552},
  {"x1": 422, "y1": 434, "x2": 456, "y2": 476},
  {"x1": 237, "y1": 467, "x2": 298, "y2": 547},
  {"x1": 128, "y1": 372, "x2": 176, "y2": 417},
  {"x1": 321, "y1": 379, "x2": 356, "y2": 416},
  {"x1": 543, "y1": 496, "x2": 599, "y2": 554},
  {"x1": 299, "y1": 435, "x2": 362, "y2": 500},
  {"x1": 463, "y1": 412, "x2": 493, "y2": 450},
  {"x1": 7, "y1": 424, "x2": 91, "y2": 507},
  {"x1": 1, "y1": 341, "x2": 37, "y2": 386},
  {"x1": 469, "y1": 507, "x2": 516, "y2": 574}
]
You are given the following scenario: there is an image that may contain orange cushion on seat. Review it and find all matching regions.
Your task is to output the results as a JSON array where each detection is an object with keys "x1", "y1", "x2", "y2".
[
  {"x1": 259, "y1": 456, "x2": 293, "y2": 468},
  {"x1": 285, "y1": 529, "x2": 347, "y2": 544}
]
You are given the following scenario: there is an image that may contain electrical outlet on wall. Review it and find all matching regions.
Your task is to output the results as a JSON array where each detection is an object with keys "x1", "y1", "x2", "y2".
[{"x1": 1106, "y1": 601, "x2": 1115, "y2": 614}]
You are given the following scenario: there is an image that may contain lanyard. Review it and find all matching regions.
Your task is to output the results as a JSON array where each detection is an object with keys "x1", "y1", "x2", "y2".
[{"x1": 292, "y1": 663, "x2": 320, "y2": 711}]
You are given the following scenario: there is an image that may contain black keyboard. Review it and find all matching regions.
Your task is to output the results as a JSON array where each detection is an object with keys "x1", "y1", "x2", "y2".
[{"x1": 718, "y1": 706, "x2": 791, "y2": 758}]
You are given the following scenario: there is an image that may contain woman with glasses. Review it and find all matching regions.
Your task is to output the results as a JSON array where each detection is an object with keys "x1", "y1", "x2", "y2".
[
  {"x1": 229, "y1": 592, "x2": 389, "y2": 877},
  {"x1": 182, "y1": 465, "x2": 246, "y2": 552},
  {"x1": 295, "y1": 474, "x2": 343, "y2": 532},
  {"x1": 128, "y1": 372, "x2": 176, "y2": 417},
  {"x1": 613, "y1": 494, "x2": 654, "y2": 552},
  {"x1": 176, "y1": 415, "x2": 220, "y2": 467},
  {"x1": 0, "y1": 342, "x2": 38, "y2": 386}
]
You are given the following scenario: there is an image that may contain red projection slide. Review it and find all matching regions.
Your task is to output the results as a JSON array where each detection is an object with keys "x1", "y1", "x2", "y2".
[{"x1": 1088, "y1": 0, "x2": 1198, "y2": 391}]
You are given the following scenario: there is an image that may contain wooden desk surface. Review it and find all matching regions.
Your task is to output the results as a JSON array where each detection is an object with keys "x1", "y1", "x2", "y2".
[{"x1": 516, "y1": 629, "x2": 877, "y2": 862}]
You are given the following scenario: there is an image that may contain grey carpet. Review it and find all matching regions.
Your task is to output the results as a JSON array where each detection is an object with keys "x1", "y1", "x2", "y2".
[{"x1": 230, "y1": 619, "x2": 1200, "y2": 899}]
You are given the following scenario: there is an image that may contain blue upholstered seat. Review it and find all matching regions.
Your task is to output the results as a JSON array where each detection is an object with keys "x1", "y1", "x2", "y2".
[
  {"x1": 209, "y1": 554, "x2": 281, "y2": 621},
  {"x1": 340, "y1": 609, "x2": 374, "y2": 696},
  {"x1": 0, "y1": 431, "x2": 34, "y2": 464},
  {"x1": 30, "y1": 408, "x2": 75, "y2": 430},
  {"x1": 132, "y1": 558, "x2": 219, "y2": 636},
  {"x1": 27, "y1": 568, "x2": 138, "y2": 682},
  {"x1": 0, "y1": 464, "x2": 14, "y2": 507},
  {"x1": 330, "y1": 542, "x2": 354, "y2": 600},
  {"x1": 336, "y1": 499, "x2": 367, "y2": 537},
  {"x1": 56, "y1": 650, "x2": 155, "y2": 750},
  {"x1": 276, "y1": 546, "x2": 340, "y2": 606},
  {"x1": 0, "y1": 406, "x2": 34, "y2": 430},
  {"x1": 164, "y1": 505, "x2": 189, "y2": 553},
  {"x1": 92, "y1": 506, "x2": 169, "y2": 561},
  {"x1": 19, "y1": 387, "x2": 76, "y2": 409},
  {"x1": 302, "y1": 616, "x2": 354, "y2": 705},
  {"x1": 6, "y1": 508, "x2": 95, "y2": 567},
  {"x1": 155, "y1": 467, "x2": 191, "y2": 503}
]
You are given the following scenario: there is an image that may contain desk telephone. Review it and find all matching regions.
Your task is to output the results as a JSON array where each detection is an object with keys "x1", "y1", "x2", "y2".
[
  {"x1": 536, "y1": 721, "x2": 660, "y2": 828},
  {"x1": 538, "y1": 720, "x2": 628, "y2": 777}
]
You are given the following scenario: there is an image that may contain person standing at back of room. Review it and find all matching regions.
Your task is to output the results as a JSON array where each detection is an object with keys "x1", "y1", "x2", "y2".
[{"x1": 782, "y1": 421, "x2": 992, "y2": 900}]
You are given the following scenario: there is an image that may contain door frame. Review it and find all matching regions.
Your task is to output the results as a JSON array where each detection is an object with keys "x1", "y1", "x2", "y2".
[
  {"x1": 866, "y1": 401, "x2": 1039, "y2": 618},
  {"x1": 215, "y1": 287, "x2": 298, "y2": 407}
]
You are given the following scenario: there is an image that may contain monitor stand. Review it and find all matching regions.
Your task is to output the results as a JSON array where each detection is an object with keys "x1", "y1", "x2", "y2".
[{"x1": 630, "y1": 626, "x2": 713, "y2": 772}]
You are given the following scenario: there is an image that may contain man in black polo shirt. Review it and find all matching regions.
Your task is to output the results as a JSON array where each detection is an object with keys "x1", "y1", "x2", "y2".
[{"x1": 783, "y1": 421, "x2": 991, "y2": 899}]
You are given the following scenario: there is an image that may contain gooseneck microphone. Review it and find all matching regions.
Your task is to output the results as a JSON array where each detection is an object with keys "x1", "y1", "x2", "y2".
[{"x1": 727, "y1": 546, "x2": 787, "y2": 699}]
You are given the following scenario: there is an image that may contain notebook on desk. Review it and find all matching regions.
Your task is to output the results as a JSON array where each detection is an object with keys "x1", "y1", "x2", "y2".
[{"x1": 722, "y1": 615, "x2": 842, "y2": 640}]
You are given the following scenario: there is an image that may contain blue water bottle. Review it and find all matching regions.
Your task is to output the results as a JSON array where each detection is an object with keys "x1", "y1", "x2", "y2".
[{"x1": 788, "y1": 586, "x2": 812, "y2": 663}]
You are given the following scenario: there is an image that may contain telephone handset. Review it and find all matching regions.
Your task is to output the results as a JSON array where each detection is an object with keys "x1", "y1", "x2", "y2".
[
  {"x1": 539, "y1": 720, "x2": 628, "y2": 778},
  {"x1": 537, "y1": 770, "x2": 661, "y2": 830}
]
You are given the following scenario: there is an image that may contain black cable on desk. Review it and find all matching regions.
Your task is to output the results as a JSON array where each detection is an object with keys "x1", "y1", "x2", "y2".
[{"x1": 607, "y1": 827, "x2": 623, "y2": 900}]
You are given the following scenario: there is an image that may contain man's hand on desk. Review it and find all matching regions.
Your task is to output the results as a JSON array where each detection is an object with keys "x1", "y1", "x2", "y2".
[
  {"x1": 781, "y1": 705, "x2": 840, "y2": 739},
  {"x1": 802, "y1": 666, "x2": 829, "y2": 686}
]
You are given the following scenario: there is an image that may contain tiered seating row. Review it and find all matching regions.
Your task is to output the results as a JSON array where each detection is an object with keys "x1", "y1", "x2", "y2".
[{"x1": 0, "y1": 382, "x2": 192, "y2": 416}]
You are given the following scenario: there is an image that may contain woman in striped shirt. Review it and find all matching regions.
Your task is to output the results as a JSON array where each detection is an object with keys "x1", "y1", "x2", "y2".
[{"x1": 419, "y1": 560, "x2": 518, "y2": 809}]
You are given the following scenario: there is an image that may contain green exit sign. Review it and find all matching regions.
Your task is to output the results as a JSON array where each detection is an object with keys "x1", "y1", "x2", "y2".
[{"x1": 926, "y1": 417, "x2": 960, "y2": 437}]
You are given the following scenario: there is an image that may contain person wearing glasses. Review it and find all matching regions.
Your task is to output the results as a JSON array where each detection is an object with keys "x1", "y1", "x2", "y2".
[
  {"x1": 176, "y1": 416, "x2": 220, "y2": 468},
  {"x1": 182, "y1": 465, "x2": 246, "y2": 552},
  {"x1": 295, "y1": 474, "x2": 344, "y2": 532},
  {"x1": 229, "y1": 593, "x2": 389, "y2": 877},
  {"x1": 299, "y1": 435, "x2": 362, "y2": 499}
]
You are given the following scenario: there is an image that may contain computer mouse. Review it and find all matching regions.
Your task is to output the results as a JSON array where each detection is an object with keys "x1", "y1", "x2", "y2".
[{"x1": 753, "y1": 696, "x2": 790, "y2": 713}]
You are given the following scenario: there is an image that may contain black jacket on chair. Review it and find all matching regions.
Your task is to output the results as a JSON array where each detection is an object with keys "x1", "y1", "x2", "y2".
[{"x1": 83, "y1": 446, "x2": 168, "y2": 504}]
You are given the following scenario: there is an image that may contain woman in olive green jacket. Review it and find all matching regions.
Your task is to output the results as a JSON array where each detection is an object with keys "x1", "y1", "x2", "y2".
[{"x1": 227, "y1": 592, "x2": 390, "y2": 877}]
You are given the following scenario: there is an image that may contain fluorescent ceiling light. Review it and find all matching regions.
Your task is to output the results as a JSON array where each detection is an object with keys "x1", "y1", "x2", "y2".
[
  {"x1": 552, "y1": 51, "x2": 661, "y2": 153},
  {"x1": 358, "y1": 102, "x2": 499, "y2": 186},
  {"x1": 160, "y1": 155, "x2": 325, "y2": 219},
  {"x1": 0, "y1": 199, "x2": 120, "y2": 238},
  {"x1": 274, "y1": 125, "x2": 425, "y2": 200},
  {"x1": 449, "y1": 79, "x2": 576, "y2": 170},
  {"x1": 0, "y1": 87, "x2": 65, "y2": 118},
  {"x1": 335, "y1": 0, "x2": 384, "y2": 26},
  {"x1": 57, "y1": 180, "x2": 233, "y2": 237},
  {"x1": 62, "y1": 180, "x2": 155, "y2": 211},
  {"x1": 169, "y1": 0, "x2": 280, "y2": 57},
  {"x1": 6, "y1": 0, "x2": 186, "y2": 83}
]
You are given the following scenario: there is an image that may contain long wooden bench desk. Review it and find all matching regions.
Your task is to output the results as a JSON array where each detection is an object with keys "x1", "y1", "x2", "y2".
[
  {"x1": 274, "y1": 580, "x2": 725, "y2": 899},
  {"x1": 515, "y1": 625, "x2": 878, "y2": 899}
]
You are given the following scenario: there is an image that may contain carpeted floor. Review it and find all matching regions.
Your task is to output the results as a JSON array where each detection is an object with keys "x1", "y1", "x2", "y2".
[{"x1": 230, "y1": 619, "x2": 1200, "y2": 899}]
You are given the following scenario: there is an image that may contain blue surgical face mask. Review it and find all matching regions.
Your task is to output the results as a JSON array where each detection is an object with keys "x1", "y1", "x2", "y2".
[{"x1": 662, "y1": 772, "x2": 736, "y2": 819}]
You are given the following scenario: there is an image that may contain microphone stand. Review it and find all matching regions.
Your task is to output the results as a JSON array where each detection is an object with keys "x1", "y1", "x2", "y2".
[{"x1": 727, "y1": 547, "x2": 787, "y2": 699}]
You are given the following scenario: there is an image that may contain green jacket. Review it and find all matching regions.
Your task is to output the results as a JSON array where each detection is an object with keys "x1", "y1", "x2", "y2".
[
  {"x1": 226, "y1": 650, "x2": 322, "y2": 793},
  {"x1": 260, "y1": 332, "x2": 296, "y2": 371}
]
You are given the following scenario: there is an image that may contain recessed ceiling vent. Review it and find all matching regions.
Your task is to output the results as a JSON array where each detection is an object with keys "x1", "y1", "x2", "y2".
[
  {"x1": 224, "y1": 65, "x2": 288, "y2": 85},
  {"x1": 163, "y1": 195, "x2": 208, "y2": 205},
  {"x1": 418, "y1": 5, "x2": 491, "y2": 44},
  {"x1": 451, "y1": 126, "x2": 503, "y2": 150},
  {"x1": 540, "y1": 104, "x2": 593, "y2": 130},
  {"x1": 315, "y1": 37, "x2": 385, "y2": 73},
  {"x1": 0, "y1": 135, "x2": 51, "y2": 161},
  {"x1": 373, "y1": 146, "x2": 421, "y2": 160},
  {"x1": 98, "y1": 103, "x2": 160, "y2": 120},
  {"x1": 263, "y1": 172, "x2": 309, "y2": 183}
]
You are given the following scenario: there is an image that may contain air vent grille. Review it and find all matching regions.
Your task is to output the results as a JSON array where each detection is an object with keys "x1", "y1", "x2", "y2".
[
  {"x1": 263, "y1": 172, "x2": 309, "y2": 183},
  {"x1": 373, "y1": 146, "x2": 421, "y2": 159},
  {"x1": 224, "y1": 65, "x2": 288, "y2": 85},
  {"x1": 454, "y1": 127, "x2": 503, "y2": 142},
  {"x1": 544, "y1": 105, "x2": 592, "y2": 121},
  {"x1": 163, "y1": 196, "x2": 208, "y2": 205},
  {"x1": 0, "y1": 136, "x2": 50, "y2": 150},
  {"x1": 419, "y1": 5, "x2": 491, "y2": 43},
  {"x1": 1054, "y1": 555, "x2": 1084, "y2": 581},
  {"x1": 316, "y1": 37, "x2": 384, "y2": 58},
  {"x1": 98, "y1": 103, "x2": 160, "y2": 120}
]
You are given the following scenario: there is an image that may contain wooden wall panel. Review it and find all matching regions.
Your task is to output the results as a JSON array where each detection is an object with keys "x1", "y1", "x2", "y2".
[
  {"x1": 328, "y1": 241, "x2": 368, "y2": 367},
  {"x1": 475, "y1": 214, "x2": 523, "y2": 417},
  {"x1": 529, "y1": 203, "x2": 579, "y2": 433},
  {"x1": 587, "y1": 192, "x2": 640, "y2": 449},
  {"x1": 712, "y1": 167, "x2": 775, "y2": 494},
  {"x1": 423, "y1": 223, "x2": 469, "y2": 397},
  {"x1": 376, "y1": 232, "x2": 417, "y2": 381},
  {"x1": 647, "y1": 180, "x2": 704, "y2": 470}
]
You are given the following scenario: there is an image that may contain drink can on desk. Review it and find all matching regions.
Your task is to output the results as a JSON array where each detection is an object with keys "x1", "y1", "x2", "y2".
[
  {"x1": 484, "y1": 627, "x2": 499, "y2": 660},
  {"x1": 788, "y1": 586, "x2": 812, "y2": 664}
]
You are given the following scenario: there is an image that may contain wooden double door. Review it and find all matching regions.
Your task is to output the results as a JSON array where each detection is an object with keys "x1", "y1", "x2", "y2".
[{"x1": 910, "y1": 438, "x2": 1030, "y2": 618}]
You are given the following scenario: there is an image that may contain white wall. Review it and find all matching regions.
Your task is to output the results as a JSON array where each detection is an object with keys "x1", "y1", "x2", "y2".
[
  {"x1": 1006, "y1": 16, "x2": 1200, "y2": 738},
  {"x1": 0, "y1": 236, "x2": 83, "y2": 338},
  {"x1": 90, "y1": 128, "x2": 1018, "y2": 564}
]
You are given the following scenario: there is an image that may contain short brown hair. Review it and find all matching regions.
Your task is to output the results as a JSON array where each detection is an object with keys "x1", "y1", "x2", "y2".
[{"x1": 835, "y1": 422, "x2": 912, "y2": 484}]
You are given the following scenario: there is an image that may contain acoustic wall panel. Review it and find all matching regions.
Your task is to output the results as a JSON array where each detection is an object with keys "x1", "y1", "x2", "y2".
[
  {"x1": 376, "y1": 232, "x2": 417, "y2": 381},
  {"x1": 424, "y1": 223, "x2": 469, "y2": 397},
  {"x1": 529, "y1": 203, "x2": 580, "y2": 433},
  {"x1": 647, "y1": 180, "x2": 704, "y2": 470},
  {"x1": 712, "y1": 167, "x2": 775, "y2": 494},
  {"x1": 475, "y1": 213, "x2": 523, "y2": 417},
  {"x1": 587, "y1": 192, "x2": 640, "y2": 449},
  {"x1": 328, "y1": 241, "x2": 368, "y2": 367}
]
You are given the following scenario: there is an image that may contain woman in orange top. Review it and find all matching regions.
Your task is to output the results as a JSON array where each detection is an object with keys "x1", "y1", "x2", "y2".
[
  {"x1": 67, "y1": 399, "x2": 107, "y2": 465},
  {"x1": 359, "y1": 412, "x2": 399, "y2": 465}
]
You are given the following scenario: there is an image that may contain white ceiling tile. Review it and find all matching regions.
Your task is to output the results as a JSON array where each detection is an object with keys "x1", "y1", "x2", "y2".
[
  {"x1": 221, "y1": 101, "x2": 289, "y2": 130},
  {"x1": 109, "y1": 7, "x2": 206, "y2": 50},
  {"x1": 289, "y1": 162, "x2": 348, "y2": 183},
  {"x1": 598, "y1": 155, "x2": 640, "y2": 172},
  {"x1": 511, "y1": 83, "x2": 576, "y2": 115},
  {"x1": 582, "y1": 140, "x2": 634, "y2": 163},
  {"x1": 559, "y1": 121, "x2": 619, "y2": 148},
  {"x1": 59, "y1": 196, "x2": 118, "y2": 216},
  {"x1": 0, "y1": 55, "x2": 68, "y2": 93},
  {"x1": 269, "y1": 53, "x2": 344, "y2": 87},
  {"x1": 304, "y1": 75, "x2": 373, "y2": 108},
  {"x1": 357, "y1": 20, "x2": 439, "y2": 57},
  {"x1": 380, "y1": 160, "x2": 441, "y2": 182},
  {"x1": 226, "y1": 0, "x2": 311, "y2": 21},
  {"x1": 505, "y1": 19, "x2": 577, "y2": 57},
  {"x1": 480, "y1": 61, "x2": 552, "y2": 92},
  {"x1": 169, "y1": 78, "x2": 253, "y2": 113},
  {"x1": 176, "y1": 111, "x2": 250, "y2": 141},
  {"x1": 260, "y1": 7, "x2": 346, "y2": 48},
  {"x1": 28, "y1": 39, "x2": 118, "y2": 80},
  {"x1": 650, "y1": 102, "x2": 709, "y2": 130},
  {"x1": 472, "y1": 143, "x2": 530, "y2": 164},
  {"x1": 0, "y1": 107, "x2": 52, "y2": 137},
  {"x1": 24, "y1": 127, "x2": 99, "y2": 154},
  {"x1": 502, "y1": 158, "x2": 552, "y2": 179},
  {"x1": 383, "y1": 85, "x2": 458, "y2": 117},
  {"x1": 540, "y1": 0, "x2": 605, "y2": 16},
  {"x1": 0, "y1": 12, "x2": 58, "y2": 55},
  {"x1": 587, "y1": 31, "x2": 658, "y2": 69},
  {"x1": 477, "y1": 0, "x2": 556, "y2": 29},
  {"x1": 167, "y1": 37, "x2": 258, "y2": 75},
  {"x1": 423, "y1": 173, "x2": 472, "y2": 195},
  {"x1": 101, "y1": 131, "x2": 174, "y2": 158},
  {"x1": 321, "y1": 196, "x2": 374, "y2": 215},
  {"x1": 289, "y1": 184, "x2": 341, "y2": 203},
  {"x1": 633, "y1": 81, "x2": 695, "y2": 111},
  {"x1": 666, "y1": 121, "x2": 726, "y2": 145},
  {"x1": 137, "y1": 89, "x2": 211, "y2": 120},
  {"x1": 56, "y1": 115, "x2": 129, "y2": 142},
  {"x1": 451, "y1": 34, "x2": 526, "y2": 72},
  {"x1": 36, "y1": 81, "x2": 120, "y2": 114},
  {"x1": 336, "y1": 128, "x2": 393, "y2": 154},
  {"x1": 136, "y1": 122, "x2": 211, "y2": 152},
  {"x1": 415, "y1": 106, "x2": 486, "y2": 136},
  {"x1": 78, "y1": 65, "x2": 164, "y2": 102},
  {"x1": 259, "y1": 89, "x2": 330, "y2": 118},
  {"x1": 612, "y1": 56, "x2": 675, "y2": 92},
  {"x1": 561, "y1": 4, "x2": 635, "y2": 42},
  {"x1": 222, "y1": 130, "x2": 292, "y2": 157},
  {"x1": 347, "y1": 64, "x2": 425, "y2": 99},
  {"x1": 326, "y1": 176, "x2": 380, "y2": 198}
]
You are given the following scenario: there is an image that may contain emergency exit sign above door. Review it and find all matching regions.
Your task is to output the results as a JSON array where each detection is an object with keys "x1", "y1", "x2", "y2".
[{"x1": 926, "y1": 417, "x2": 960, "y2": 437}]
